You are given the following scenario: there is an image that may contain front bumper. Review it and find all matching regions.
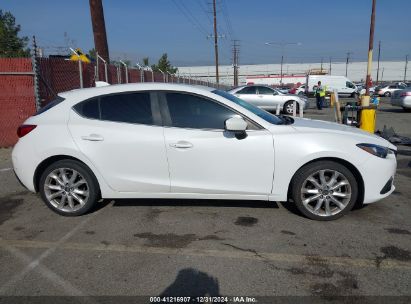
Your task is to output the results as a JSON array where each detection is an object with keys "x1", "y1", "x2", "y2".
[{"x1": 360, "y1": 153, "x2": 396, "y2": 204}]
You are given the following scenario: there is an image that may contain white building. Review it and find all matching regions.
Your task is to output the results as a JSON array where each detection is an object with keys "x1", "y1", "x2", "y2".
[{"x1": 178, "y1": 61, "x2": 408, "y2": 87}]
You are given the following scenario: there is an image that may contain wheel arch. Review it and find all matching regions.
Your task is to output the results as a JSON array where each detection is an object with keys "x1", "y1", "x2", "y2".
[
  {"x1": 33, "y1": 155, "x2": 101, "y2": 194},
  {"x1": 287, "y1": 157, "x2": 364, "y2": 206}
]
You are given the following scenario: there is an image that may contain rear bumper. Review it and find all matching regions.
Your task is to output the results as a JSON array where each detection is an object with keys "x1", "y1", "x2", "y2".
[{"x1": 12, "y1": 141, "x2": 38, "y2": 192}]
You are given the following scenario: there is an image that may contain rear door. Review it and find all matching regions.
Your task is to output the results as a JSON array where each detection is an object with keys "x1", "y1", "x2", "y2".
[
  {"x1": 233, "y1": 86, "x2": 258, "y2": 105},
  {"x1": 68, "y1": 92, "x2": 170, "y2": 193}
]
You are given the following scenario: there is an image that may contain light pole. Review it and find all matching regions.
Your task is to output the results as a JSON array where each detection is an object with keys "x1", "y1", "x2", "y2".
[
  {"x1": 404, "y1": 54, "x2": 409, "y2": 82},
  {"x1": 265, "y1": 41, "x2": 301, "y2": 85}
]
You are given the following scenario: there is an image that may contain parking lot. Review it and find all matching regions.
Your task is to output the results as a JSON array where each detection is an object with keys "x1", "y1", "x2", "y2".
[{"x1": 0, "y1": 98, "x2": 410, "y2": 300}]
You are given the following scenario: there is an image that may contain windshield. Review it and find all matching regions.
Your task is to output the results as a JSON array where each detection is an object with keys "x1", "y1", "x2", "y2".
[{"x1": 212, "y1": 90, "x2": 283, "y2": 125}]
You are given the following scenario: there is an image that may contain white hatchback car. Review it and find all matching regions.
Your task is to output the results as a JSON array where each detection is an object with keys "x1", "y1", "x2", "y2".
[{"x1": 12, "y1": 83, "x2": 397, "y2": 220}]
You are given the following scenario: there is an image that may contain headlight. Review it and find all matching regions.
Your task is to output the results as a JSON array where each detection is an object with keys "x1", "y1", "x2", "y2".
[{"x1": 356, "y1": 143, "x2": 389, "y2": 158}]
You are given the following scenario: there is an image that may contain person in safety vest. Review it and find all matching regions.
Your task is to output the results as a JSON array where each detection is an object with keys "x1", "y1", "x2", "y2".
[{"x1": 314, "y1": 81, "x2": 326, "y2": 110}]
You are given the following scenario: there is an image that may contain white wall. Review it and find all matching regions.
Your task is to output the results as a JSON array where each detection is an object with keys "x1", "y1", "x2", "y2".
[{"x1": 178, "y1": 61, "x2": 408, "y2": 86}]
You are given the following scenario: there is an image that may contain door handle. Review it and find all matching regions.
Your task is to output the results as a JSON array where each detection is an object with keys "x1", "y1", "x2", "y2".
[
  {"x1": 81, "y1": 134, "x2": 104, "y2": 141},
  {"x1": 169, "y1": 141, "x2": 193, "y2": 149}
]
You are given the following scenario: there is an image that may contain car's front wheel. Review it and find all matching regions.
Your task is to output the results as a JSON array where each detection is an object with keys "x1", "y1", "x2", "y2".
[
  {"x1": 384, "y1": 92, "x2": 391, "y2": 97},
  {"x1": 283, "y1": 101, "x2": 299, "y2": 115},
  {"x1": 290, "y1": 161, "x2": 358, "y2": 221},
  {"x1": 39, "y1": 160, "x2": 100, "y2": 216}
]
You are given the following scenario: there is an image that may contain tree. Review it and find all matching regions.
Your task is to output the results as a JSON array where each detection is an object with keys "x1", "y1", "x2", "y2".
[
  {"x1": 88, "y1": 48, "x2": 96, "y2": 61},
  {"x1": 152, "y1": 53, "x2": 178, "y2": 74},
  {"x1": 0, "y1": 10, "x2": 30, "y2": 57},
  {"x1": 142, "y1": 57, "x2": 149, "y2": 66}
]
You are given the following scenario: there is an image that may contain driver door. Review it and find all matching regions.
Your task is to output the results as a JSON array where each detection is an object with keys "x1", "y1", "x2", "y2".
[
  {"x1": 256, "y1": 86, "x2": 281, "y2": 109},
  {"x1": 159, "y1": 91, "x2": 274, "y2": 196}
]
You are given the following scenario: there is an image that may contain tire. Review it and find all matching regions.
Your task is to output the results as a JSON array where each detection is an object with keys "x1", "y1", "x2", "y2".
[
  {"x1": 39, "y1": 159, "x2": 100, "y2": 216},
  {"x1": 384, "y1": 92, "x2": 391, "y2": 97},
  {"x1": 283, "y1": 101, "x2": 299, "y2": 115},
  {"x1": 290, "y1": 161, "x2": 358, "y2": 221}
]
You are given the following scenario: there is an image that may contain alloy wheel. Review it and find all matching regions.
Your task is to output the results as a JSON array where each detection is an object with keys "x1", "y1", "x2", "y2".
[
  {"x1": 300, "y1": 169, "x2": 351, "y2": 217},
  {"x1": 44, "y1": 168, "x2": 89, "y2": 213},
  {"x1": 285, "y1": 102, "x2": 295, "y2": 114}
]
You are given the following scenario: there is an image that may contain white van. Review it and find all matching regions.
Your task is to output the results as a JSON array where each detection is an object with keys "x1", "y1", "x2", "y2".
[{"x1": 306, "y1": 75, "x2": 358, "y2": 97}]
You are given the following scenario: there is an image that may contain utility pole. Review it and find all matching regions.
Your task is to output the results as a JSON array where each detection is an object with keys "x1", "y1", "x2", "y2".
[
  {"x1": 376, "y1": 40, "x2": 381, "y2": 84},
  {"x1": 32, "y1": 35, "x2": 38, "y2": 57},
  {"x1": 212, "y1": 0, "x2": 219, "y2": 85},
  {"x1": 232, "y1": 40, "x2": 240, "y2": 87},
  {"x1": 359, "y1": 0, "x2": 377, "y2": 134},
  {"x1": 345, "y1": 52, "x2": 351, "y2": 77},
  {"x1": 329, "y1": 57, "x2": 332, "y2": 75},
  {"x1": 364, "y1": 0, "x2": 376, "y2": 96},
  {"x1": 320, "y1": 57, "x2": 323, "y2": 73},
  {"x1": 89, "y1": 0, "x2": 110, "y2": 63},
  {"x1": 404, "y1": 54, "x2": 409, "y2": 82}
]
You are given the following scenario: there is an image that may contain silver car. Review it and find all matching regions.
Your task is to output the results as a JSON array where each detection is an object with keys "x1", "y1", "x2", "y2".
[
  {"x1": 391, "y1": 88, "x2": 411, "y2": 111},
  {"x1": 228, "y1": 85, "x2": 308, "y2": 114}
]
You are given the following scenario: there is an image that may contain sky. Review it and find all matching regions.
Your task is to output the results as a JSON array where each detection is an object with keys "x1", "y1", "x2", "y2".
[{"x1": 2, "y1": 0, "x2": 411, "y2": 66}]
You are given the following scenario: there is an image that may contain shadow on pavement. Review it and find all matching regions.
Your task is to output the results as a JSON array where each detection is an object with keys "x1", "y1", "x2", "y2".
[
  {"x1": 159, "y1": 268, "x2": 220, "y2": 297},
  {"x1": 108, "y1": 198, "x2": 279, "y2": 209}
]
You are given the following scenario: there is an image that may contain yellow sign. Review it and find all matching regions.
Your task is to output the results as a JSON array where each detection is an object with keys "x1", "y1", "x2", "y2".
[{"x1": 70, "y1": 48, "x2": 91, "y2": 63}]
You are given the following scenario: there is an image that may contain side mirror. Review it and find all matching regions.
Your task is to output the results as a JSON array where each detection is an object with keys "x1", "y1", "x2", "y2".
[{"x1": 225, "y1": 116, "x2": 247, "y2": 133}]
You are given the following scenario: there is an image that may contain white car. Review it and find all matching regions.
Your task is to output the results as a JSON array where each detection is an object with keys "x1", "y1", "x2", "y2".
[
  {"x1": 12, "y1": 83, "x2": 397, "y2": 220},
  {"x1": 228, "y1": 85, "x2": 308, "y2": 115},
  {"x1": 391, "y1": 88, "x2": 411, "y2": 111},
  {"x1": 377, "y1": 84, "x2": 407, "y2": 97},
  {"x1": 295, "y1": 85, "x2": 307, "y2": 95}
]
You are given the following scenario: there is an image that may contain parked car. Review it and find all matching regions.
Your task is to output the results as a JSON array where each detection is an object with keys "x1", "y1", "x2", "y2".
[
  {"x1": 377, "y1": 83, "x2": 407, "y2": 97},
  {"x1": 277, "y1": 86, "x2": 292, "y2": 94},
  {"x1": 358, "y1": 86, "x2": 377, "y2": 95},
  {"x1": 294, "y1": 85, "x2": 307, "y2": 95},
  {"x1": 12, "y1": 83, "x2": 397, "y2": 221},
  {"x1": 391, "y1": 88, "x2": 411, "y2": 111},
  {"x1": 228, "y1": 85, "x2": 308, "y2": 114}
]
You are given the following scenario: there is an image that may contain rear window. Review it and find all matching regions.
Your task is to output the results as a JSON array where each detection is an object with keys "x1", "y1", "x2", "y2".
[
  {"x1": 35, "y1": 96, "x2": 65, "y2": 115},
  {"x1": 73, "y1": 92, "x2": 154, "y2": 125}
]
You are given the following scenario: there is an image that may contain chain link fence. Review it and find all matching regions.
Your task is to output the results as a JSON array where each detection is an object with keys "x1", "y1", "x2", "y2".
[
  {"x1": 33, "y1": 56, "x2": 228, "y2": 108},
  {"x1": 0, "y1": 56, "x2": 230, "y2": 146}
]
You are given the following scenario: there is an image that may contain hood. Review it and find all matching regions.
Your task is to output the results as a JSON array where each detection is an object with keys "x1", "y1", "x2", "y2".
[{"x1": 289, "y1": 117, "x2": 396, "y2": 149}]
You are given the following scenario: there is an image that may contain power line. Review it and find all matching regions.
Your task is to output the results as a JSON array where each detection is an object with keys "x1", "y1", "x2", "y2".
[{"x1": 171, "y1": 0, "x2": 208, "y2": 36}]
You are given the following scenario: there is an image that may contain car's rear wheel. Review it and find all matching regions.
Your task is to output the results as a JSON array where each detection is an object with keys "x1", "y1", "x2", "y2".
[
  {"x1": 39, "y1": 160, "x2": 99, "y2": 216},
  {"x1": 384, "y1": 92, "x2": 391, "y2": 97},
  {"x1": 283, "y1": 101, "x2": 299, "y2": 115},
  {"x1": 290, "y1": 161, "x2": 358, "y2": 221}
]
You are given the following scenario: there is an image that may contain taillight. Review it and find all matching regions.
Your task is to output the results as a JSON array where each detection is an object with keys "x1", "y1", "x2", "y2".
[
  {"x1": 400, "y1": 92, "x2": 411, "y2": 97},
  {"x1": 17, "y1": 125, "x2": 37, "y2": 138}
]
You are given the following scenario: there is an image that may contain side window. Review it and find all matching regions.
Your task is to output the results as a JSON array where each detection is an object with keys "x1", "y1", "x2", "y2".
[
  {"x1": 100, "y1": 93, "x2": 153, "y2": 124},
  {"x1": 346, "y1": 82, "x2": 355, "y2": 89},
  {"x1": 389, "y1": 85, "x2": 396, "y2": 89},
  {"x1": 165, "y1": 93, "x2": 238, "y2": 130},
  {"x1": 257, "y1": 86, "x2": 275, "y2": 95},
  {"x1": 237, "y1": 86, "x2": 257, "y2": 95},
  {"x1": 73, "y1": 98, "x2": 100, "y2": 119}
]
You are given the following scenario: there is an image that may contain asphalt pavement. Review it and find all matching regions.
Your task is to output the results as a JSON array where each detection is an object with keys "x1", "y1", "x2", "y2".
[{"x1": 0, "y1": 97, "x2": 410, "y2": 302}]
